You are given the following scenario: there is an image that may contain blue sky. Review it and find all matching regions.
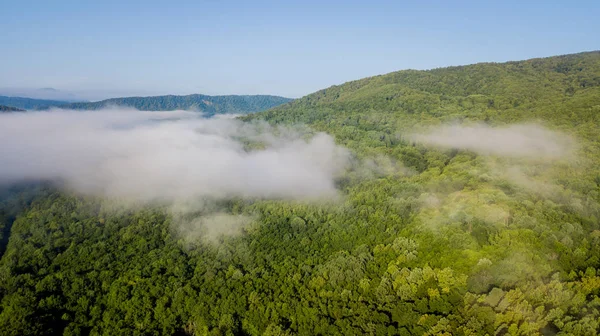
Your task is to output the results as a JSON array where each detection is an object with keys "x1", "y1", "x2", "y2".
[{"x1": 1, "y1": 0, "x2": 598, "y2": 100}]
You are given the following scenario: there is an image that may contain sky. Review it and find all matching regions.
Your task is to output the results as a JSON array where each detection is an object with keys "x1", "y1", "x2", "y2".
[{"x1": 1, "y1": 0, "x2": 599, "y2": 101}]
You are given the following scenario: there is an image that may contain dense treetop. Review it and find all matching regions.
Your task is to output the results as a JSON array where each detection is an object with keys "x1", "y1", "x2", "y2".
[{"x1": 1, "y1": 51, "x2": 600, "y2": 335}]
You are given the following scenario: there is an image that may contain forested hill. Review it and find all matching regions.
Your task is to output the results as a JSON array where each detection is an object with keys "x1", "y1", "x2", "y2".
[
  {"x1": 0, "y1": 105, "x2": 25, "y2": 112},
  {"x1": 0, "y1": 96, "x2": 69, "y2": 110},
  {"x1": 55, "y1": 94, "x2": 293, "y2": 114},
  {"x1": 248, "y1": 51, "x2": 600, "y2": 132},
  {"x1": 2, "y1": 51, "x2": 600, "y2": 335}
]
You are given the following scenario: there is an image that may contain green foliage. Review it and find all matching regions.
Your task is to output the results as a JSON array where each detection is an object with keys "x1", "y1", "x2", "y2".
[{"x1": 2, "y1": 51, "x2": 600, "y2": 335}]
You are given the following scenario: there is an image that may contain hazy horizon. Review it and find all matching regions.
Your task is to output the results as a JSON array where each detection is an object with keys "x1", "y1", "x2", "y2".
[
  {"x1": 2, "y1": 1, "x2": 599, "y2": 101},
  {"x1": 3, "y1": 49, "x2": 599, "y2": 102},
  {"x1": 0, "y1": 87, "x2": 295, "y2": 102}
]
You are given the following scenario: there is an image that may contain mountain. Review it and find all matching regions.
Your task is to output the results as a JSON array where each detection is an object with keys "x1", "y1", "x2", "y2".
[
  {"x1": 56, "y1": 94, "x2": 293, "y2": 114},
  {"x1": 0, "y1": 94, "x2": 293, "y2": 114},
  {"x1": 2, "y1": 52, "x2": 600, "y2": 335},
  {"x1": 0, "y1": 96, "x2": 70, "y2": 110},
  {"x1": 0, "y1": 88, "x2": 84, "y2": 101},
  {"x1": 0, "y1": 105, "x2": 25, "y2": 112}
]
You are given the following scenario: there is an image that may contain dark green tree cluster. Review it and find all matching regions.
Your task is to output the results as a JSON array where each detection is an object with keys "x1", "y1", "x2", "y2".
[{"x1": 2, "y1": 51, "x2": 600, "y2": 335}]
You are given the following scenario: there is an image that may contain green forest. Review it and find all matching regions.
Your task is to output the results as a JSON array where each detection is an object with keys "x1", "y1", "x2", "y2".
[{"x1": 1, "y1": 51, "x2": 600, "y2": 335}]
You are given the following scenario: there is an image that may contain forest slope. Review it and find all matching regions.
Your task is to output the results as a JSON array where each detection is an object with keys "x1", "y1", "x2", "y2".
[{"x1": 247, "y1": 51, "x2": 600, "y2": 141}]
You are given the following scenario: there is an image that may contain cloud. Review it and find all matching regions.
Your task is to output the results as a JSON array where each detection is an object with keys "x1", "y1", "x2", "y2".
[
  {"x1": 176, "y1": 213, "x2": 254, "y2": 243},
  {"x1": 0, "y1": 108, "x2": 349, "y2": 202},
  {"x1": 409, "y1": 123, "x2": 575, "y2": 160}
]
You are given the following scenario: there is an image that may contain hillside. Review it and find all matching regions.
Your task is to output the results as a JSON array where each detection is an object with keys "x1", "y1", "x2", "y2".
[
  {"x1": 0, "y1": 105, "x2": 25, "y2": 112},
  {"x1": 56, "y1": 94, "x2": 293, "y2": 114},
  {"x1": 246, "y1": 51, "x2": 600, "y2": 143},
  {"x1": 2, "y1": 52, "x2": 600, "y2": 335},
  {"x1": 0, "y1": 96, "x2": 69, "y2": 110}
]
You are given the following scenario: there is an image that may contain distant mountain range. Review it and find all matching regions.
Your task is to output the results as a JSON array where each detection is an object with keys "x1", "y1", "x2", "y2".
[
  {"x1": 0, "y1": 88, "x2": 84, "y2": 102},
  {"x1": 56, "y1": 94, "x2": 293, "y2": 115},
  {"x1": 0, "y1": 94, "x2": 292, "y2": 115},
  {"x1": 0, "y1": 96, "x2": 70, "y2": 110},
  {"x1": 0, "y1": 105, "x2": 25, "y2": 112}
]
